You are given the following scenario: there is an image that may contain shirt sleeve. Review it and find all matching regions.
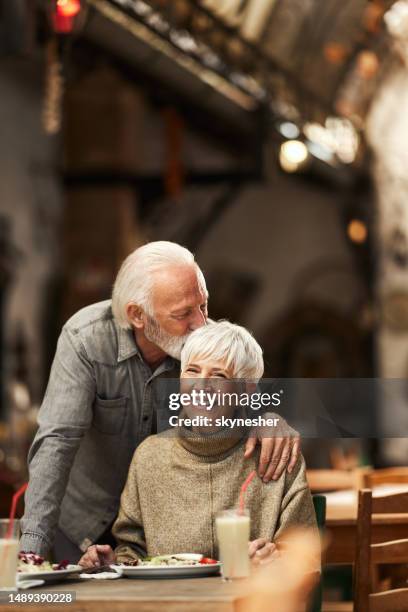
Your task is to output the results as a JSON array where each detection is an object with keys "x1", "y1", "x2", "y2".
[
  {"x1": 112, "y1": 451, "x2": 147, "y2": 564},
  {"x1": 20, "y1": 327, "x2": 95, "y2": 557}
]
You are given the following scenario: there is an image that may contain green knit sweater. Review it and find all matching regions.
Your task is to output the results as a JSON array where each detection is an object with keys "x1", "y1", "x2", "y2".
[{"x1": 112, "y1": 432, "x2": 317, "y2": 563}]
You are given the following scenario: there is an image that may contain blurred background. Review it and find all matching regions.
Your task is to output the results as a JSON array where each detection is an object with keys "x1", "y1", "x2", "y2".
[{"x1": 1, "y1": 0, "x2": 408, "y2": 509}]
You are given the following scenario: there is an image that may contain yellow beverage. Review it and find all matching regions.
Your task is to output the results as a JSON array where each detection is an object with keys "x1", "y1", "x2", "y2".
[
  {"x1": 216, "y1": 509, "x2": 250, "y2": 579},
  {"x1": 0, "y1": 539, "x2": 19, "y2": 590}
]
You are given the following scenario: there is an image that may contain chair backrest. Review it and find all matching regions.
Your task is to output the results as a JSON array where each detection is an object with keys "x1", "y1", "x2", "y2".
[
  {"x1": 308, "y1": 495, "x2": 326, "y2": 612},
  {"x1": 307, "y1": 468, "x2": 372, "y2": 493},
  {"x1": 363, "y1": 467, "x2": 408, "y2": 488},
  {"x1": 353, "y1": 488, "x2": 408, "y2": 612}
]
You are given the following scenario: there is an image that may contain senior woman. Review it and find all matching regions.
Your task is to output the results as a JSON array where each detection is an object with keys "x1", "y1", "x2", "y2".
[{"x1": 79, "y1": 321, "x2": 316, "y2": 567}]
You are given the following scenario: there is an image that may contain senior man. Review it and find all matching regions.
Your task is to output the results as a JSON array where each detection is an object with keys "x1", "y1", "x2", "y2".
[{"x1": 20, "y1": 241, "x2": 300, "y2": 562}]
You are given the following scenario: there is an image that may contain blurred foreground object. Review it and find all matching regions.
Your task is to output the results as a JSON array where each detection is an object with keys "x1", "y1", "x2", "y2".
[{"x1": 240, "y1": 529, "x2": 321, "y2": 612}]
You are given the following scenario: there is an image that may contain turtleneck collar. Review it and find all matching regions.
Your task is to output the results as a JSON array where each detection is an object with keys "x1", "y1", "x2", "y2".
[{"x1": 176, "y1": 426, "x2": 248, "y2": 462}]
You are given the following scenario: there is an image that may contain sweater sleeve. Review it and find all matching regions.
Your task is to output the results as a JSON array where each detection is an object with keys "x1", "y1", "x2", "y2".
[
  {"x1": 274, "y1": 455, "x2": 317, "y2": 541},
  {"x1": 112, "y1": 450, "x2": 147, "y2": 564}
]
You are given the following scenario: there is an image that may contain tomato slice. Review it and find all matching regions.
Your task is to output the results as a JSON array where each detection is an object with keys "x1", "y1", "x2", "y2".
[{"x1": 200, "y1": 557, "x2": 218, "y2": 564}]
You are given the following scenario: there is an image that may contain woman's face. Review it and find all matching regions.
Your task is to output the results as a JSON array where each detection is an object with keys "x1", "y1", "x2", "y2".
[
  {"x1": 180, "y1": 356, "x2": 237, "y2": 421},
  {"x1": 181, "y1": 356, "x2": 232, "y2": 381}
]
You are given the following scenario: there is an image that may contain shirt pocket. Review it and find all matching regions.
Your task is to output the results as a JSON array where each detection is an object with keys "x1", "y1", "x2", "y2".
[{"x1": 92, "y1": 395, "x2": 128, "y2": 435}]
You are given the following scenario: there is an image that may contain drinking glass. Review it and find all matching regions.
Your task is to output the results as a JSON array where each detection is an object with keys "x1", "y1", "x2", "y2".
[
  {"x1": 215, "y1": 508, "x2": 250, "y2": 580},
  {"x1": 0, "y1": 519, "x2": 20, "y2": 591}
]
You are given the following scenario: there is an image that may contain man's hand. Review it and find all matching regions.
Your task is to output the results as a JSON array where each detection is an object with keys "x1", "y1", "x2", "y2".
[
  {"x1": 244, "y1": 427, "x2": 300, "y2": 482},
  {"x1": 78, "y1": 544, "x2": 116, "y2": 568},
  {"x1": 249, "y1": 538, "x2": 280, "y2": 566}
]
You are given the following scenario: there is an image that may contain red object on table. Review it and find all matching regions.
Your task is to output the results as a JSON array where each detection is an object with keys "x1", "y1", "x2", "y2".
[
  {"x1": 239, "y1": 470, "x2": 256, "y2": 513},
  {"x1": 200, "y1": 558, "x2": 218, "y2": 565},
  {"x1": 6, "y1": 482, "x2": 28, "y2": 539},
  {"x1": 52, "y1": 0, "x2": 81, "y2": 33}
]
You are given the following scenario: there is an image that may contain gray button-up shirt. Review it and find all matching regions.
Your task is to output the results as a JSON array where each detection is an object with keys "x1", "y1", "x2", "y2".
[{"x1": 20, "y1": 300, "x2": 179, "y2": 556}]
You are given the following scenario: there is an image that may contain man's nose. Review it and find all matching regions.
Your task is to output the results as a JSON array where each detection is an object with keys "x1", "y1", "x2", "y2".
[{"x1": 189, "y1": 308, "x2": 206, "y2": 331}]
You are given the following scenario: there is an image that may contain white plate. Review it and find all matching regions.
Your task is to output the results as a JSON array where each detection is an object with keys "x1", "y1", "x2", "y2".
[
  {"x1": 110, "y1": 561, "x2": 221, "y2": 579},
  {"x1": 17, "y1": 565, "x2": 82, "y2": 582},
  {"x1": 17, "y1": 579, "x2": 45, "y2": 590}
]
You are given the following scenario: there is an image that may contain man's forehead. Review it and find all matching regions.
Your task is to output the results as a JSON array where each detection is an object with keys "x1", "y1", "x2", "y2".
[
  {"x1": 151, "y1": 266, "x2": 206, "y2": 308},
  {"x1": 164, "y1": 289, "x2": 205, "y2": 310}
]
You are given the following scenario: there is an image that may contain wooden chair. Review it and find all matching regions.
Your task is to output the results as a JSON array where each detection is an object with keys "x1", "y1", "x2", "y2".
[
  {"x1": 363, "y1": 467, "x2": 408, "y2": 488},
  {"x1": 307, "y1": 468, "x2": 372, "y2": 493},
  {"x1": 353, "y1": 488, "x2": 408, "y2": 612}
]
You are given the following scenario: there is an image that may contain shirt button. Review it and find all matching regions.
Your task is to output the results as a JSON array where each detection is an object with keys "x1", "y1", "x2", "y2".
[{"x1": 143, "y1": 416, "x2": 149, "y2": 421}]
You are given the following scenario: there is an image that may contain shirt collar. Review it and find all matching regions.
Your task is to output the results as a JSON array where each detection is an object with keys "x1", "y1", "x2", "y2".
[
  {"x1": 117, "y1": 326, "x2": 143, "y2": 363},
  {"x1": 116, "y1": 325, "x2": 178, "y2": 373}
]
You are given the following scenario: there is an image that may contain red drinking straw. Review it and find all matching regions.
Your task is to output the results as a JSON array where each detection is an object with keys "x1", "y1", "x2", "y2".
[
  {"x1": 6, "y1": 483, "x2": 28, "y2": 539},
  {"x1": 239, "y1": 470, "x2": 256, "y2": 514}
]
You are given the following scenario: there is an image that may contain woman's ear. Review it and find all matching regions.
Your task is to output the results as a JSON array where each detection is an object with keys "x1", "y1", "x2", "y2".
[{"x1": 126, "y1": 303, "x2": 145, "y2": 329}]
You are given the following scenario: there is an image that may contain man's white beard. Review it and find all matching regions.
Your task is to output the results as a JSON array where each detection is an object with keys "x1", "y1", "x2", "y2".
[{"x1": 144, "y1": 315, "x2": 190, "y2": 360}]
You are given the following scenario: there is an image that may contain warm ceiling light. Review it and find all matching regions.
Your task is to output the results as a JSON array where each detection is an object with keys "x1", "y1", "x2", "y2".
[
  {"x1": 56, "y1": 0, "x2": 81, "y2": 18},
  {"x1": 324, "y1": 42, "x2": 348, "y2": 65},
  {"x1": 357, "y1": 50, "x2": 379, "y2": 79},
  {"x1": 279, "y1": 140, "x2": 309, "y2": 173},
  {"x1": 347, "y1": 219, "x2": 367, "y2": 244},
  {"x1": 304, "y1": 117, "x2": 359, "y2": 164}
]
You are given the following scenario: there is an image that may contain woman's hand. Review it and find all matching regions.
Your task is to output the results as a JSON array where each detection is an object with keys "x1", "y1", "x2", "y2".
[
  {"x1": 78, "y1": 544, "x2": 116, "y2": 568},
  {"x1": 249, "y1": 538, "x2": 280, "y2": 566}
]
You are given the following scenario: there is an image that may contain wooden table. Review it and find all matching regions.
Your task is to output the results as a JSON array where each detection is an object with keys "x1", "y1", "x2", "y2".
[
  {"x1": 325, "y1": 485, "x2": 408, "y2": 564},
  {"x1": 0, "y1": 576, "x2": 247, "y2": 612}
]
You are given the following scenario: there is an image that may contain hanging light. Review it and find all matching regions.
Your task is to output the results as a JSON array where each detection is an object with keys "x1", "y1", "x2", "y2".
[
  {"x1": 277, "y1": 121, "x2": 300, "y2": 139},
  {"x1": 347, "y1": 219, "x2": 368, "y2": 244},
  {"x1": 279, "y1": 140, "x2": 309, "y2": 173},
  {"x1": 56, "y1": 0, "x2": 81, "y2": 18},
  {"x1": 356, "y1": 50, "x2": 379, "y2": 79},
  {"x1": 52, "y1": 0, "x2": 81, "y2": 33},
  {"x1": 324, "y1": 42, "x2": 348, "y2": 65},
  {"x1": 304, "y1": 117, "x2": 359, "y2": 165}
]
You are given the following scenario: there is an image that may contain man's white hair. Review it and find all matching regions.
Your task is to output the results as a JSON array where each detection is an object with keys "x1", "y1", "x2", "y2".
[
  {"x1": 181, "y1": 320, "x2": 264, "y2": 381},
  {"x1": 112, "y1": 241, "x2": 206, "y2": 329}
]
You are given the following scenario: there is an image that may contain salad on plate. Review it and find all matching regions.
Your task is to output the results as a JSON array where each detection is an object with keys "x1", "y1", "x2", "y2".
[
  {"x1": 120, "y1": 553, "x2": 219, "y2": 567},
  {"x1": 18, "y1": 552, "x2": 70, "y2": 573}
]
